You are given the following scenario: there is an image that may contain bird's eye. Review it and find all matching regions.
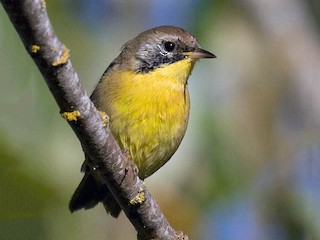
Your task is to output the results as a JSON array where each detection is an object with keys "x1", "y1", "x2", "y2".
[{"x1": 164, "y1": 41, "x2": 175, "y2": 52}]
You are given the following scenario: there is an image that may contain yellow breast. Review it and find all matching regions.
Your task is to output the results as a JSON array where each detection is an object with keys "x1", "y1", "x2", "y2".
[{"x1": 93, "y1": 59, "x2": 195, "y2": 179}]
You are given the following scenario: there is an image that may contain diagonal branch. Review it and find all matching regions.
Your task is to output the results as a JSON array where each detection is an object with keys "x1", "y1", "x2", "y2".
[{"x1": 0, "y1": 0, "x2": 187, "y2": 239}]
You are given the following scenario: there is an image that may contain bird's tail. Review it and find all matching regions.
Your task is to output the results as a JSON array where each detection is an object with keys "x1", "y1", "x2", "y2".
[{"x1": 69, "y1": 173, "x2": 122, "y2": 218}]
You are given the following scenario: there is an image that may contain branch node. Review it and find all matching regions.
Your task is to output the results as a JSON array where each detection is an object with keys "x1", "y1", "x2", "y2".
[
  {"x1": 52, "y1": 44, "x2": 69, "y2": 66},
  {"x1": 61, "y1": 110, "x2": 81, "y2": 121}
]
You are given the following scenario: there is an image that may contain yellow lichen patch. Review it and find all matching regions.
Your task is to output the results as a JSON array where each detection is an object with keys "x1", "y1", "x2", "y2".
[
  {"x1": 52, "y1": 44, "x2": 69, "y2": 66},
  {"x1": 129, "y1": 188, "x2": 145, "y2": 205},
  {"x1": 98, "y1": 111, "x2": 109, "y2": 127},
  {"x1": 31, "y1": 45, "x2": 40, "y2": 53},
  {"x1": 61, "y1": 110, "x2": 81, "y2": 121}
]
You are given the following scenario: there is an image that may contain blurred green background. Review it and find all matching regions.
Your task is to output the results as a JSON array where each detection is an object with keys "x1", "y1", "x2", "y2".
[{"x1": 1, "y1": 0, "x2": 320, "y2": 239}]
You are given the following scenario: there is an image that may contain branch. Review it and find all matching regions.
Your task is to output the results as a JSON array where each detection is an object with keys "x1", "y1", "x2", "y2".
[{"x1": 0, "y1": 1, "x2": 187, "y2": 239}]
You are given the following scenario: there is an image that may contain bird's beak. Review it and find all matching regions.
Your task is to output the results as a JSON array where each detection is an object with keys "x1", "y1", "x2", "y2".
[{"x1": 183, "y1": 48, "x2": 216, "y2": 59}]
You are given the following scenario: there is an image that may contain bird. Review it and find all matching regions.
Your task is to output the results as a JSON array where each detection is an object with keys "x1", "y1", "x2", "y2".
[{"x1": 69, "y1": 25, "x2": 216, "y2": 217}]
